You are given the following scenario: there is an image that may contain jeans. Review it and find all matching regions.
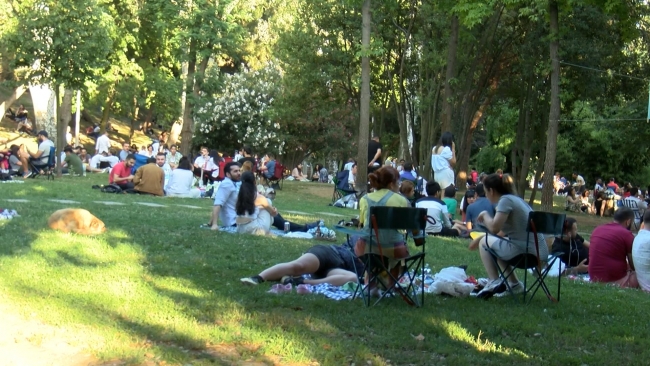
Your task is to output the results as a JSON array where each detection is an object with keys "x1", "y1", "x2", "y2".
[{"x1": 272, "y1": 213, "x2": 318, "y2": 232}]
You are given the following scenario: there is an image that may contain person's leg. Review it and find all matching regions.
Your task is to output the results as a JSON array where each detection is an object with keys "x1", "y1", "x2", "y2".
[
  {"x1": 258, "y1": 253, "x2": 320, "y2": 281},
  {"x1": 304, "y1": 268, "x2": 358, "y2": 286}
]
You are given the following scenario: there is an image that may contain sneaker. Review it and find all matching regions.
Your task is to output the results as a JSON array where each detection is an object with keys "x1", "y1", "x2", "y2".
[
  {"x1": 494, "y1": 281, "x2": 525, "y2": 298},
  {"x1": 240, "y1": 276, "x2": 262, "y2": 286},
  {"x1": 296, "y1": 284, "x2": 312, "y2": 294},
  {"x1": 476, "y1": 278, "x2": 506, "y2": 299}
]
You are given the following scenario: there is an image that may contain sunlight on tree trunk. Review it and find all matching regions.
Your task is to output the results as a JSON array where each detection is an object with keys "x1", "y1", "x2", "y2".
[
  {"x1": 29, "y1": 85, "x2": 57, "y2": 138},
  {"x1": 356, "y1": 0, "x2": 371, "y2": 194},
  {"x1": 56, "y1": 88, "x2": 73, "y2": 177},
  {"x1": 0, "y1": 85, "x2": 25, "y2": 119},
  {"x1": 541, "y1": 0, "x2": 560, "y2": 212}
]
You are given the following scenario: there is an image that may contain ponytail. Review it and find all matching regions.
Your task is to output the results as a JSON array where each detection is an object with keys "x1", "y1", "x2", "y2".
[{"x1": 483, "y1": 173, "x2": 517, "y2": 196}]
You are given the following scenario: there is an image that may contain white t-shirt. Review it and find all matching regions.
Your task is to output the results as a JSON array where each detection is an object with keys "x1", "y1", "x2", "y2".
[
  {"x1": 633, "y1": 229, "x2": 650, "y2": 293},
  {"x1": 431, "y1": 146, "x2": 452, "y2": 172},
  {"x1": 165, "y1": 169, "x2": 195, "y2": 195},
  {"x1": 194, "y1": 155, "x2": 217, "y2": 171},
  {"x1": 37, "y1": 139, "x2": 54, "y2": 164},
  {"x1": 415, "y1": 197, "x2": 452, "y2": 234},
  {"x1": 95, "y1": 134, "x2": 111, "y2": 154},
  {"x1": 159, "y1": 162, "x2": 172, "y2": 187},
  {"x1": 90, "y1": 154, "x2": 119, "y2": 169},
  {"x1": 344, "y1": 162, "x2": 354, "y2": 171}
]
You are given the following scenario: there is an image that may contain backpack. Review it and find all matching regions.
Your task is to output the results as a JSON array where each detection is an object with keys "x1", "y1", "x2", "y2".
[{"x1": 101, "y1": 184, "x2": 123, "y2": 194}]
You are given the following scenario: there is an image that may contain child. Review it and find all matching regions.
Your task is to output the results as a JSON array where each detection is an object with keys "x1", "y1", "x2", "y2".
[
  {"x1": 442, "y1": 185, "x2": 458, "y2": 220},
  {"x1": 415, "y1": 181, "x2": 467, "y2": 237},
  {"x1": 460, "y1": 189, "x2": 476, "y2": 223}
]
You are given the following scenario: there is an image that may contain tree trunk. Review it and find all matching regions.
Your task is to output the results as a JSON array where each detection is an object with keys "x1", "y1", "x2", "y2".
[
  {"x1": 540, "y1": 0, "x2": 561, "y2": 212},
  {"x1": 529, "y1": 145, "x2": 546, "y2": 206},
  {"x1": 440, "y1": 15, "x2": 458, "y2": 133},
  {"x1": 100, "y1": 85, "x2": 116, "y2": 133},
  {"x1": 56, "y1": 89, "x2": 73, "y2": 177},
  {"x1": 0, "y1": 85, "x2": 26, "y2": 119},
  {"x1": 129, "y1": 95, "x2": 139, "y2": 145},
  {"x1": 29, "y1": 85, "x2": 57, "y2": 138},
  {"x1": 179, "y1": 54, "x2": 209, "y2": 156},
  {"x1": 356, "y1": 0, "x2": 371, "y2": 194}
]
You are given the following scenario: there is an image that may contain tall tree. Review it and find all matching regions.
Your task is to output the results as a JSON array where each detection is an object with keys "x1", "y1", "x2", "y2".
[
  {"x1": 357, "y1": 0, "x2": 371, "y2": 193},
  {"x1": 540, "y1": 0, "x2": 560, "y2": 211}
]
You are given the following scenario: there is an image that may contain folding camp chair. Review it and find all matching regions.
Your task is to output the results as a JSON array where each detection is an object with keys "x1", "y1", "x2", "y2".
[
  {"x1": 484, "y1": 211, "x2": 566, "y2": 303},
  {"x1": 30, "y1": 146, "x2": 56, "y2": 180},
  {"x1": 354, "y1": 206, "x2": 428, "y2": 307},
  {"x1": 267, "y1": 163, "x2": 285, "y2": 190},
  {"x1": 620, "y1": 199, "x2": 643, "y2": 230},
  {"x1": 332, "y1": 170, "x2": 357, "y2": 204}
]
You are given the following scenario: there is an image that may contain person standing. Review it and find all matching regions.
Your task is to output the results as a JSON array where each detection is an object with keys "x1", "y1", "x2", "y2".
[
  {"x1": 367, "y1": 135, "x2": 382, "y2": 173},
  {"x1": 431, "y1": 132, "x2": 456, "y2": 189}
]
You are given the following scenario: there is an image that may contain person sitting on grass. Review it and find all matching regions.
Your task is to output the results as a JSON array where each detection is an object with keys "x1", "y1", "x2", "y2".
[
  {"x1": 193, "y1": 146, "x2": 218, "y2": 186},
  {"x1": 623, "y1": 187, "x2": 647, "y2": 227},
  {"x1": 240, "y1": 244, "x2": 362, "y2": 287},
  {"x1": 133, "y1": 157, "x2": 165, "y2": 196},
  {"x1": 61, "y1": 146, "x2": 85, "y2": 176},
  {"x1": 465, "y1": 184, "x2": 495, "y2": 231},
  {"x1": 291, "y1": 163, "x2": 309, "y2": 181},
  {"x1": 399, "y1": 162, "x2": 418, "y2": 181},
  {"x1": 165, "y1": 157, "x2": 201, "y2": 198},
  {"x1": 110, "y1": 154, "x2": 136, "y2": 190},
  {"x1": 565, "y1": 187, "x2": 582, "y2": 213},
  {"x1": 236, "y1": 171, "x2": 277, "y2": 235},
  {"x1": 588, "y1": 208, "x2": 638, "y2": 288},
  {"x1": 459, "y1": 189, "x2": 476, "y2": 223},
  {"x1": 353, "y1": 166, "x2": 409, "y2": 295},
  {"x1": 399, "y1": 180, "x2": 416, "y2": 207},
  {"x1": 166, "y1": 145, "x2": 183, "y2": 169},
  {"x1": 580, "y1": 190, "x2": 593, "y2": 214},
  {"x1": 312, "y1": 164, "x2": 323, "y2": 182},
  {"x1": 468, "y1": 173, "x2": 546, "y2": 298},
  {"x1": 6, "y1": 145, "x2": 24, "y2": 176},
  {"x1": 207, "y1": 162, "x2": 242, "y2": 230},
  {"x1": 551, "y1": 217, "x2": 590, "y2": 275},
  {"x1": 415, "y1": 181, "x2": 466, "y2": 237},
  {"x1": 442, "y1": 185, "x2": 458, "y2": 220},
  {"x1": 632, "y1": 210, "x2": 650, "y2": 293}
]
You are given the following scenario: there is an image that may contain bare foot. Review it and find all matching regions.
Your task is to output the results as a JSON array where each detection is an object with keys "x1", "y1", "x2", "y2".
[{"x1": 211, "y1": 225, "x2": 219, "y2": 231}]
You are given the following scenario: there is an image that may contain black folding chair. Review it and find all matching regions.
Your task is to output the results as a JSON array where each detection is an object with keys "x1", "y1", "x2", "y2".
[
  {"x1": 354, "y1": 206, "x2": 427, "y2": 307},
  {"x1": 30, "y1": 146, "x2": 56, "y2": 180},
  {"x1": 332, "y1": 170, "x2": 358, "y2": 204},
  {"x1": 484, "y1": 211, "x2": 566, "y2": 304},
  {"x1": 620, "y1": 199, "x2": 643, "y2": 231}
]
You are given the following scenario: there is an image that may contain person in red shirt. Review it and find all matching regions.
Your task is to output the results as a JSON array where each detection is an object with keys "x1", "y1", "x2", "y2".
[
  {"x1": 588, "y1": 208, "x2": 638, "y2": 288},
  {"x1": 110, "y1": 154, "x2": 136, "y2": 189},
  {"x1": 606, "y1": 178, "x2": 620, "y2": 193}
]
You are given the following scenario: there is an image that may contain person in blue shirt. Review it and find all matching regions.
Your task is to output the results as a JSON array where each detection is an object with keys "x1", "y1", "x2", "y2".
[
  {"x1": 260, "y1": 152, "x2": 276, "y2": 184},
  {"x1": 465, "y1": 184, "x2": 496, "y2": 230}
]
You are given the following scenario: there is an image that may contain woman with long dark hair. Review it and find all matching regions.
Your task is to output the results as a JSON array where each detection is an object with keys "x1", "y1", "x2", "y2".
[
  {"x1": 468, "y1": 173, "x2": 547, "y2": 298},
  {"x1": 165, "y1": 157, "x2": 201, "y2": 198},
  {"x1": 236, "y1": 171, "x2": 277, "y2": 235},
  {"x1": 565, "y1": 187, "x2": 581, "y2": 213},
  {"x1": 431, "y1": 131, "x2": 456, "y2": 189}
]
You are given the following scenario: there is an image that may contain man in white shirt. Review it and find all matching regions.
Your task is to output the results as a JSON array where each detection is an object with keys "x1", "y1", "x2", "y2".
[
  {"x1": 572, "y1": 172, "x2": 585, "y2": 193},
  {"x1": 155, "y1": 152, "x2": 172, "y2": 187},
  {"x1": 95, "y1": 130, "x2": 111, "y2": 155},
  {"x1": 89, "y1": 149, "x2": 119, "y2": 173},
  {"x1": 622, "y1": 187, "x2": 647, "y2": 228},
  {"x1": 594, "y1": 178, "x2": 604, "y2": 192},
  {"x1": 343, "y1": 158, "x2": 355, "y2": 171},
  {"x1": 193, "y1": 146, "x2": 218, "y2": 186},
  {"x1": 233, "y1": 150, "x2": 243, "y2": 162},
  {"x1": 632, "y1": 210, "x2": 650, "y2": 293},
  {"x1": 18, "y1": 130, "x2": 54, "y2": 178},
  {"x1": 415, "y1": 181, "x2": 464, "y2": 237},
  {"x1": 208, "y1": 162, "x2": 242, "y2": 230},
  {"x1": 347, "y1": 163, "x2": 357, "y2": 189}
]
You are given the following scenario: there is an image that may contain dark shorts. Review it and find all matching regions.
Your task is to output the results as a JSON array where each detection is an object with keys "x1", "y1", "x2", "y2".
[
  {"x1": 306, "y1": 245, "x2": 344, "y2": 279},
  {"x1": 428, "y1": 227, "x2": 459, "y2": 237}
]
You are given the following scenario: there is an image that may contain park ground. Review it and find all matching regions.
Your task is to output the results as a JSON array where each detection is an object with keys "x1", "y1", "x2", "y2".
[{"x1": 2, "y1": 95, "x2": 650, "y2": 365}]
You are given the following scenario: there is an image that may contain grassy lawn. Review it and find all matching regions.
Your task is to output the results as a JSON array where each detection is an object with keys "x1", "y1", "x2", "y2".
[{"x1": 1, "y1": 175, "x2": 649, "y2": 365}]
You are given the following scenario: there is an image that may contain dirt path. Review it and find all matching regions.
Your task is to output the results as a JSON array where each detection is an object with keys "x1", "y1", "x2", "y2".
[{"x1": 0, "y1": 300, "x2": 97, "y2": 366}]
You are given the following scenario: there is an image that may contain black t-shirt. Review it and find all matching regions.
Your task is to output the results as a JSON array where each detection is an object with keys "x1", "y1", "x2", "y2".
[
  {"x1": 551, "y1": 234, "x2": 589, "y2": 267},
  {"x1": 367, "y1": 140, "x2": 382, "y2": 164},
  {"x1": 238, "y1": 156, "x2": 255, "y2": 167}
]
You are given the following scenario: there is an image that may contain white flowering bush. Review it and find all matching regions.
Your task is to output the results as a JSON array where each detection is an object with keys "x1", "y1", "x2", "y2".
[{"x1": 194, "y1": 64, "x2": 283, "y2": 153}]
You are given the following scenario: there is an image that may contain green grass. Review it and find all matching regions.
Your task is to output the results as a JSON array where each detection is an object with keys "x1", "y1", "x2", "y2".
[{"x1": 1, "y1": 176, "x2": 649, "y2": 365}]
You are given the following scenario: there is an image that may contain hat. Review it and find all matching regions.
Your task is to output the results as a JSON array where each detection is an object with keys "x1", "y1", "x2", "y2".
[{"x1": 37, "y1": 130, "x2": 48, "y2": 137}]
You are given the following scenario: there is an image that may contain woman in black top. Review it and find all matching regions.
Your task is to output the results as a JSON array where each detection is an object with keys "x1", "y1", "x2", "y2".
[{"x1": 551, "y1": 217, "x2": 590, "y2": 270}]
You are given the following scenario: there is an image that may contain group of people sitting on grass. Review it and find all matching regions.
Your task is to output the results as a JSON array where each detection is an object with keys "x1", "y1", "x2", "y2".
[{"x1": 239, "y1": 165, "x2": 650, "y2": 298}]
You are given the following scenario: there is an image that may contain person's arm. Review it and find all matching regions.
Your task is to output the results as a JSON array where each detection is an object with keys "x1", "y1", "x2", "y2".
[
  {"x1": 448, "y1": 143, "x2": 456, "y2": 166},
  {"x1": 210, "y1": 205, "x2": 222, "y2": 230},
  {"x1": 369, "y1": 148, "x2": 382, "y2": 166},
  {"x1": 133, "y1": 168, "x2": 143, "y2": 184},
  {"x1": 30, "y1": 147, "x2": 44, "y2": 159},
  {"x1": 564, "y1": 259, "x2": 588, "y2": 275},
  {"x1": 477, "y1": 211, "x2": 508, "y2": 234},
  {"x1": 256, "y1": 195, "x2": 278, "y2": 216}
]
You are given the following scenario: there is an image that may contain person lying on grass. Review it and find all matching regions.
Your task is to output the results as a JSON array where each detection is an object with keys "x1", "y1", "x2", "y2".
[
  {"x1": 236, "y1": 171, "x2": 320, "y2": 235},
  {"x1": 468, "y1": 173, "x2": 547, "y2": 298},
  {"x1": 240, "y1": 244, "x2": 362, "y2": 286}
]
